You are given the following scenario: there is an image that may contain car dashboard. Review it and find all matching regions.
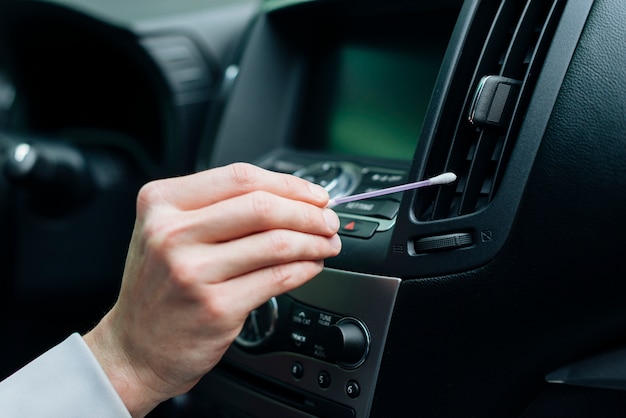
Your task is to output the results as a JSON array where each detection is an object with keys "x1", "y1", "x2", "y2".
[{"x1": 2, "y1": 0, "x2": 626, "y2": 417}]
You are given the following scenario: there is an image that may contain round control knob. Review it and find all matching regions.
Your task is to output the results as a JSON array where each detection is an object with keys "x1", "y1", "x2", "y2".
[
  {"x1": 325, "y1": 318, "x2": 370, "y2": 369},
  {"x1": 292, "y1": 161, "x2": 361, "y2": 200}
]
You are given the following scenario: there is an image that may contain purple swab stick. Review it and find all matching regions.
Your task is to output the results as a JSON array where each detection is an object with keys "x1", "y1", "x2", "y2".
[{"x1": 327, "y1": 172, "x2": 457, "y2": 208}]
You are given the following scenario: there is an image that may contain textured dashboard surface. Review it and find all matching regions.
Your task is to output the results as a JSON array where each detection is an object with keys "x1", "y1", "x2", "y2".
[{"x1": 373, "y1": 0, "x2": 626, "y2": 416}]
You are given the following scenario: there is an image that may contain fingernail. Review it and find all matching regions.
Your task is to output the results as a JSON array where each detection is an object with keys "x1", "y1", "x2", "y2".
[
  {"x1": 323, "y1": 208, "x2": 340, "y2": 231},
  {"x1": 329, "y1": 234, "x2": 342, "y2": 251}
]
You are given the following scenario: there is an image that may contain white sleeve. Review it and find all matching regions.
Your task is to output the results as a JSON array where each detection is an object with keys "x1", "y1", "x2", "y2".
[{"x1": 0, "y1": 333, "x2": 131, "y2": 418}]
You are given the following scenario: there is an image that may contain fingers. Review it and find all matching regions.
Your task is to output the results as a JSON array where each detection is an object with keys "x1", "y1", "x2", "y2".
[
  {"x1": 169, "y1": 229, "x2": 341, "y2": 285},
  {"x1": 91, "y1": 163, "x2": 341, "y2": 414},
  {"x1": 134, "y1": 161, "x2": 342, "y2": 307},
  {"x1": 150, "y1": 163, "x2": 330, "y2": 211},
  {"x1": 180, "y1": 191, "x2": 340, "y2": 243},
  {"x1": 198, "y1": 260, "x2": 327, "y2": 321},
  {"x1": 139, "y1": 190, "x2": 341, "y2": 280}
]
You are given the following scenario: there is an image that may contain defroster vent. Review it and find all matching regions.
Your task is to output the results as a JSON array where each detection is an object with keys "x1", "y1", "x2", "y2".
[{"x1": 415, "y1": 0, "x2": 567, "y2": 221}]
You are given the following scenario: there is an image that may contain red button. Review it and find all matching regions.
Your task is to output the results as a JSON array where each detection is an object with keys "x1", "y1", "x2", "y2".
[{"x1": 339, "y1": 217, "x2": 379, "y2": 239}]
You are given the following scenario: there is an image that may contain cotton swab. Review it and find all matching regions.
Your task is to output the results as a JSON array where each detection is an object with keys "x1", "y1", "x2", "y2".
[{"x1": 327, "y1": 172, "x2": 457, "y2": 208}]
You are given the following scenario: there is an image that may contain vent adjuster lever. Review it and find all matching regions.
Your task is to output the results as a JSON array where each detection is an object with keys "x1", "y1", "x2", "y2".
[{"x1": 468, "y1": 75, "x2": 522, "y2": 129}]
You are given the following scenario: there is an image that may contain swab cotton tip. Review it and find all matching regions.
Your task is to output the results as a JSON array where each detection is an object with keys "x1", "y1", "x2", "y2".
[{"x1": 428, "y1": 172, "x2": 457, "y2": 186}]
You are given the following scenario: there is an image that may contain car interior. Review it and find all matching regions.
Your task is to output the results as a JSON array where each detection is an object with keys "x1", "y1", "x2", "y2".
[{"x1": 1, "y1": 0, "x2": 626, "y2": 416}]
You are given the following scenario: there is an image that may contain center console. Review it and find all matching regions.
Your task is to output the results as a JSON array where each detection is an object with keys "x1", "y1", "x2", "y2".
[
  {"x1": 194, "y1": 0, "x2": 570, "y2": 415},
  {"x1": 194, "y1": 2, "x2": 458, "y2": 415}
]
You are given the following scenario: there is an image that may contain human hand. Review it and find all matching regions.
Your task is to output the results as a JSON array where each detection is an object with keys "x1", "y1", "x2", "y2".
[{"x1": 83, "y1": 163, "x2": 341, "y2": 417}]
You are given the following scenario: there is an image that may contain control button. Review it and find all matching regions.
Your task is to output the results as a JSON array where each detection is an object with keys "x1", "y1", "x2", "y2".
[
  {"x1": 334, "y1": 199, "x2": 400, "y2": 220},
  {"x1": 313, "y1": 343, "x2": 330, "y2": 360},
  {"x1": 291, "y1": 361, "x2": 304, "y2": 379},
  {"x1": 289, "y1": 329, "x2": 311, "y2": 351},
  {"x1": 323, "y1": 318, "x2": 370, "y2": 369},
  {"x1": 361, "y1": 169, "x2": 407, "y2": 187},
  {"x1": 316, "y1": 311, "x2": 341, "y2": 328},
  {"x1": 313, "y1": 311, "x2": 342, "y2": 360},
  {"x1": 290, "y1": 304, "x2": 315, "y2": 328},
  {"x1": 338, "y1": 217, "x2": 379, "y2": 239},
  {"x1": 346, "y1": 380, "x2": 361, "y2": 399},
  {"x1": 317, "y1": 370, "x2": 331, "y2": 389}
]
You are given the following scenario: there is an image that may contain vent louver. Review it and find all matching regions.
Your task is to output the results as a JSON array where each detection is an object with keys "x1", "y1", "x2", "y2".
[{"x1": 415, "y1": 0, "x2": 567, "y2": 221}]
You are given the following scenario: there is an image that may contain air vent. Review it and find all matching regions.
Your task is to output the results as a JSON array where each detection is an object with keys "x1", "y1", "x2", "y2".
[
  {"x1": 415, "y1": 0, "x2": 567, "y2": 221},
  {"x1": 140, "y1": 35, "x2": 215, "y2": 105}
]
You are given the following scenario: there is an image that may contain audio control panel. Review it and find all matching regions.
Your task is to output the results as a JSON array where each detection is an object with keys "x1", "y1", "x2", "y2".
[
  {"x1": 206, "y1": 268, "x2": 402, "y2": 418},
  {"x1": 236, "y1": 294, "x2": 371, "y2": 369}
]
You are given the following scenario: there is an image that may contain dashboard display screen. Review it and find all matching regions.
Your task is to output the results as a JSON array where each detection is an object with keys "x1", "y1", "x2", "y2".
[{"x1": 298, "y1": 13, "x2": 455, "y2": 161}]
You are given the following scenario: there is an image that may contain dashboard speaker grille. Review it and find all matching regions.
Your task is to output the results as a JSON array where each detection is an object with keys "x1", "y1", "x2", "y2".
[{"x1": 415, "y1": 0, "x2": 567, "y2": 221}]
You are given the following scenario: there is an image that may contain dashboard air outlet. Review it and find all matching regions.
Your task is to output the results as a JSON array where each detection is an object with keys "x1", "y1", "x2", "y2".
[{"x1": 415, "y1": 0, "x2": 567, "y2": 221}]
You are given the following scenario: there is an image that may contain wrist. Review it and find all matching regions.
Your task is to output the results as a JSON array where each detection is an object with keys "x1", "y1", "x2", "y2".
[{"x1": 83, "y1": 312, "x2": 163, "y2": 418}]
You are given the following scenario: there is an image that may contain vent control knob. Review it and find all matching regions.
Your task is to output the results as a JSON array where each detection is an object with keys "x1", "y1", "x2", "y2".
[{"x1": 468, "y1": 75, "x2": 522, "y2": 129}]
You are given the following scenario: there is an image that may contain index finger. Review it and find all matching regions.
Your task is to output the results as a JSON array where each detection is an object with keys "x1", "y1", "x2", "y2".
[{"x1": 157, "y1": 163, "x2": 329, "y2": 211}]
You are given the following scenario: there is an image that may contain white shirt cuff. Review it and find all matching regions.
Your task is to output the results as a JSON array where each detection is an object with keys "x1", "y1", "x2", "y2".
[{"x1": 0, "y1": 333, "x2": 131, "y2": 418}]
